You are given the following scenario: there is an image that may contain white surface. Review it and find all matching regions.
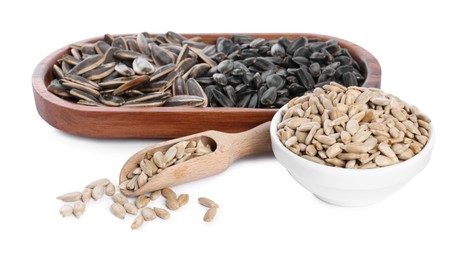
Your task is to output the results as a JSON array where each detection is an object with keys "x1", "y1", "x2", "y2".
[
  {"x1": 270, "y1": 107, "x2": 436, "y2": 206},
  {"x1": 1, "y1": 0, "x2": 462, "y2": 259}
]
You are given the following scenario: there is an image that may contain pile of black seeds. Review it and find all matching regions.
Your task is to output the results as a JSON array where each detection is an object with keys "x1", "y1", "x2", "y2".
[{"x1": 198, "y1": 35, "x2": 365, "y2": 108}]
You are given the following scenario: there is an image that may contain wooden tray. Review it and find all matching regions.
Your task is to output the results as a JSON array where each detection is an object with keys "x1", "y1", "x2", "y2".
[{"x1": 32, "y1": 33, "x2": 381, "y2": 138}]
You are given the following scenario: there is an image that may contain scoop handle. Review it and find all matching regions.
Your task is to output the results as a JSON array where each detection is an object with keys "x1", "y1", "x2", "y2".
[
  {"x1": 224, "y1": 121, "x2": 272, "y2": 161},
  {"x1": 166, "y1": 121, "x2": 272, "y2": 186}
]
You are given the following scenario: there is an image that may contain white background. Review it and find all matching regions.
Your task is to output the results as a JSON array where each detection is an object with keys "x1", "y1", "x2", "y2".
[{"x1": 1, "y1": 0, "x2": 462, "y2": 259}]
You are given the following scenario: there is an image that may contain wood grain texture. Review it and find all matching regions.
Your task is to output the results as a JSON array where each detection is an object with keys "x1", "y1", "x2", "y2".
[
  {"x1": 119, "y1": 122, "x2": 272, "y2": 197},
  {"x1": 32, "y1": 33, "x2": 381, "y2": 138}
]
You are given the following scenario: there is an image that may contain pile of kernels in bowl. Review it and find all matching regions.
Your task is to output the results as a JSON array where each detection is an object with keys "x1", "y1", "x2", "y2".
[{"x1": 276, "y1": 82, "x2": 431, "y2": 169}]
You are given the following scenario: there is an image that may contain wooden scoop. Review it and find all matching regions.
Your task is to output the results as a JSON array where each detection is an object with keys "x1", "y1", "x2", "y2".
[{"x1": 119, "y1": 121, "x2": 271, "y2": 197}]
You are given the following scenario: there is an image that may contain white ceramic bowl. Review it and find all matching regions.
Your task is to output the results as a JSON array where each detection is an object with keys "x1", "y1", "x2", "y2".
[{"x1": 270, "y1": 106, "x2": 435, "y2": 207}]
